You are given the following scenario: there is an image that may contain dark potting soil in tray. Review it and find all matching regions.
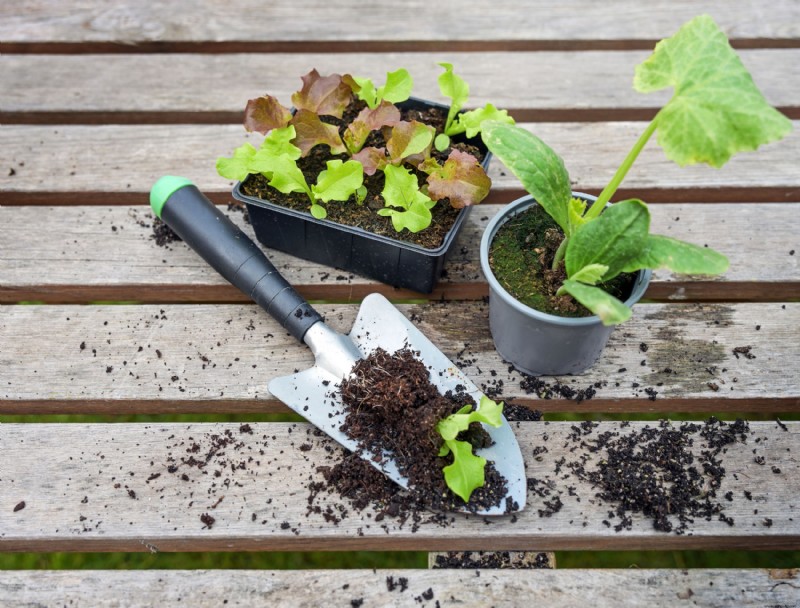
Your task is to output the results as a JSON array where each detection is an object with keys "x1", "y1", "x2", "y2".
[
  {"x1": 335, "y1": 347, "x2": 512, "y2": 514},
  {"x1": 489, "y1": 202, "x2": 637, "y2": 317},
  {"x1": 240, "y1": 101, "x2": 486, "y2": 250}
]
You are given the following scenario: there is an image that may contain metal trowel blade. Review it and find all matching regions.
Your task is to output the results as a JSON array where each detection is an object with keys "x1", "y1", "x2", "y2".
[{"x1": 268, "y1": 293, "x2": 526, "y2": 515}]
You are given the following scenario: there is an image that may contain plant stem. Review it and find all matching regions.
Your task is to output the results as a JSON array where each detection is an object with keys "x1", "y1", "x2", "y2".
[
  {"x1": 585, "y1": 116, "x2": 659, "y2": 220},
  {"x1": 552, "y1": 236, "x2": 568, "y2": 270}
]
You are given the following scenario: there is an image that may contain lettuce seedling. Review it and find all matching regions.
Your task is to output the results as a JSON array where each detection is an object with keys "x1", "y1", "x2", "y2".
[
  {"x1": 348, "y1": 68, "x2": 413, "y2": 110},
  {"x1": 217, "y1": 126, "x2": 363, "y2": 219},
  {"x1": 482, "y1": 15, "x2": 791, "y2": 325},
  {"x1": 420, "y1": 149, "x2": 492, "y2": 209},
  {"x1": 436, "y1": 396, "x2": 504, "y2": 503},
  {"x1": 377, "y1": 165, "x2": 436, "y2": 233},
  {"x1": 218, "y1": 66, "x2": 500, "y2": 235},
  {"x1": 434, "y1": 62, "x2": 515, "y2": 152}
]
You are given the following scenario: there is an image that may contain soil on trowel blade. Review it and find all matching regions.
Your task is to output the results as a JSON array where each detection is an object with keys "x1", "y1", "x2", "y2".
[{"x1": 337, "y1": 347, "x2": 512, "y2": 514}]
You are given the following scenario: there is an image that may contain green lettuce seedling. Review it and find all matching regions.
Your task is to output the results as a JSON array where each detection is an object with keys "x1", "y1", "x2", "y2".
[
  {"x1": 434, "y1": 62, "x2": 515, "y2": 152},
  {"x1": 348, "y1": 68, "x2": 413, "y2": 110},
  {"x1": 377, "y1": 165, "x2": 436, "y2": 233},
  {"x1": 217, "y1": 126, "x2": 364, "y2": 219},
  {"x1": 436, "y1": 396, "x2": 504, "y2": 503},
  {"x1": 482, "y1": 15, "x2": 792, "y2": 326}
]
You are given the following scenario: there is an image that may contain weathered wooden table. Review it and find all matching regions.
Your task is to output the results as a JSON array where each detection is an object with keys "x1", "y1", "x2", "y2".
[{"x1": 1, "y1": 1, "x2": 799, "y2": 605}]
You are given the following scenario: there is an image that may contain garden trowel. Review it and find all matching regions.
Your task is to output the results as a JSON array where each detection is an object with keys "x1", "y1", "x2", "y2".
[{"x1": 150, "y1": 177, "x2": 526, "y2": 515}]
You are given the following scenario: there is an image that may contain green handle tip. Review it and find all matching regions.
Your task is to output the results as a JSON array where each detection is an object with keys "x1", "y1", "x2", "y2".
[{"x1": 150, "y1": 176, "x2": 195, "y2": 218}]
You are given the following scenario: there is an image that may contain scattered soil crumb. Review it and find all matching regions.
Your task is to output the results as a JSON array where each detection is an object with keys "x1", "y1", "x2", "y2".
[{"x1": 558, "y1": 417, "x2": 751, "y2": 533}]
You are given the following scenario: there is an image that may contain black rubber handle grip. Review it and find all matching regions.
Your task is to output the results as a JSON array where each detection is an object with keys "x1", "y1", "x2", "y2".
[{"x1": 158, "y1": 183, "x2": 322, "y2": 342}]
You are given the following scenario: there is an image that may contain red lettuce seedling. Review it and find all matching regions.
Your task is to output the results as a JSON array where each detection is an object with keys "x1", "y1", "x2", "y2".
[
  {"x1": 436, "y1": 396, "x2": 504, "y2": 503},
  {"x1": 482, "y1": 15, "x2": 791, "y2": 325}
]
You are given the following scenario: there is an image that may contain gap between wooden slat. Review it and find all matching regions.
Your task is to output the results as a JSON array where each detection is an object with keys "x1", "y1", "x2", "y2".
[
  {"x1": 1, "y1": 397, "x2": 797, "y2": 416},
  {"x1": 3, "y1": 108, "x2": 798, "y2": 126},
  {"x1": 3, "y1": 188, "x2": 799, "y2": 207},
  {"x1": 3, "y1": 39, "x2": 799, "y2": 55},
  {"x1": 2, "y1": 280, "x2": 798, "y2": 306}
]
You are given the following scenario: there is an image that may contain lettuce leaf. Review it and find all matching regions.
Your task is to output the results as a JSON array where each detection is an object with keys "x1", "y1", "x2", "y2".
[
  {"x1": 436, "y1": 396, "x2": 504, "y2": 503},
  {"x1": 343, "y1": 101, "x2": 401, "y2": 154},
  {"x1": 351, "y1": 146, "x2": 387, "y2": 176},
  {"x1": 421, "y1": 149, "x2": 491, "y2": 208},
  {"x1": 350, "y1": 68, "x2": 413, "y2": 109},
  {"x1": 378, "y1": 164, "x2": 436, "y2": 233},
  {"x1": 290, "y1": 109, "x2": 346, "y2": 157},
  {"x1": 311, "y1": 159, "x2": 364, "y2": 203},
  {"x1": 216, "y1": 143, "x2": 257, "y2": 182},
  {"x1": 291, "y1": 69, "x2": 353, "y2": 118},
  {"x1": 243, "y1": 95, "x2": 292, "y2": 135},
  {"x1": 385, "y1": 120, "x2": 435, "y2": 163}
]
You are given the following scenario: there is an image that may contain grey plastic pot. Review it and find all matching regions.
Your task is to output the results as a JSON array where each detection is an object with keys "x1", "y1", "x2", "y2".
[{"x1": 479, "y1": 193, "x2": 652, "y2": 376}]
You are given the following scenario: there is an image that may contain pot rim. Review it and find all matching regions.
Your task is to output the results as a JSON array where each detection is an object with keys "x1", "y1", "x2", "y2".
[{"x1": 479, "y1": 192, "x2": 652, "y2": 327}]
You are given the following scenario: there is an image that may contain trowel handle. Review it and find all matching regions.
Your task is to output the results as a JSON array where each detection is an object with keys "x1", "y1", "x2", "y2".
[{"x1": 150, "y1": 176, "x2": 322, "y2": 342}]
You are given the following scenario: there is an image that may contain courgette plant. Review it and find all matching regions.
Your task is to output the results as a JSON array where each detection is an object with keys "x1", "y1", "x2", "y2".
[
  {"x1": 217, "y1": 65, "x2": 513, "y2": 232},
  {"x1": 482, "y1": 15, "x2": 792, "y2": 325}
]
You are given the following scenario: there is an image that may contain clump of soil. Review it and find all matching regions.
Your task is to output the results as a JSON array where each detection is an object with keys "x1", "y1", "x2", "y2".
[
  {"x1": 488, "y1": 203, "x2": 636, "y2": 317},
  {"x1": 565, "y1": 417, "x2": 750, "y2": 533},
  {"x1": 432, "y1": 550, "x2": 552, "y2": 569},
  {"x1": 337, "y1": 347, "x2": 511, "y2": 513},
  {"x1": 240, "y1": 100, "x2": 487, "y2": 250},
  {"x1": 151, "y1": 217, "x2": 181, "y2": 247}
]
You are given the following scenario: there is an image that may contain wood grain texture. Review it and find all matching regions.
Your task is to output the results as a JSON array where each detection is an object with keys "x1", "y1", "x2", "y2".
[
  {"x1": 1, "y1": 569, "x2": 798, "y2": 607},
  {"x1": 0, "y1": 303, "x2": 796, "y2": 413},
  {"x1": 2, "y1": 122, "x2": 797, "y2": 203},
  {"x1": 2, "y1": 1, "x2": 799, "y2": 45},
  {"x1": 1, "y1": 50, "x2": 797, "y2": 120},
  {"x1": 0, "y1": 203, "x2": 797, "y2": 304},
  {"x1": 0, "y1": 421, "x2": 797, "y2": 551}
]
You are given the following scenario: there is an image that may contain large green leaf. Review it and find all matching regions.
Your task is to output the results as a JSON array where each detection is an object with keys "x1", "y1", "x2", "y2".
[
  {"x1": 558, "y1": 280, "x2": 632, "y2": 326},
  {"x1": 635, "y1": 14, "x2": 793, "y2": 167},
  {"x1": 481, "y1": 122, "x2": 571, "y2": 234},
  {"x1": 566, "y1": 199, "x2": 650, "y2": 280},
  {"x1": 622, "y1": 234, "x2": 729, "y2": 275}
]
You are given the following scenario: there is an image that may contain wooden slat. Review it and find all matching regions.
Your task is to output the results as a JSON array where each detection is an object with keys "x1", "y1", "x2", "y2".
[
  {"x1": 2, "y1": 50, "x2": 798, "y2": 121},
  {"x1": 0, "y1": 421, "x2": 797, "y2": 551},
  {"x1": 0, "y1": 203, "x2": 798, "y2": 304},
  {"x1": 2, "y1": 122, "x2": 798, "y2": 204},
  {"x1": 1, "y1": 569, "x2": 798, "y2": 607},
  {"x1": 2, "y1": 1, "x2": 799, "y2": 48},
  {"x1": 0, "y1": 303, "x2": 796, "y2": 414}
]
